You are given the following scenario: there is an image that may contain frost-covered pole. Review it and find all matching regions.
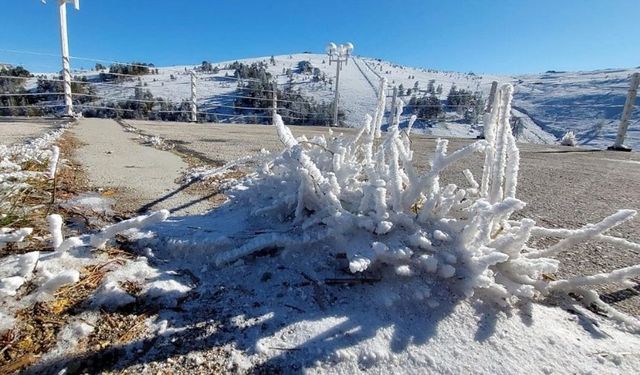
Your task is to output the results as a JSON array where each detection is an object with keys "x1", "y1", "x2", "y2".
[
  {"x1": 389, "y1": 86, "x2": 398, "y2": 127},
  {"x1": 190, "y1": 70, "x2": 197, "y2": 122},
  {"x1": 272, "y1": 81, "x2": 278, "y2": 124},
  {"x1": 50, "y1": 0, "x2": 80, "y2": 117},
  {"x1": 486, "y1": 81, "x2": 498, "y2": 114},
  {"x1": 609, "y1": 72, "x2": 639, "y2": 151},
  {"x1": 326, "y1": 42, "x2": 354, "y2": 127}
]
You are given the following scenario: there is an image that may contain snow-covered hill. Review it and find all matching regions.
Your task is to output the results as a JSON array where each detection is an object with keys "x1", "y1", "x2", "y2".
[
  {"x1": 512, "y1": 68, "x2": 640, "y2": 149},
  {"x1": 29, "y1": 54, "x2": 640, "y2": 148}
]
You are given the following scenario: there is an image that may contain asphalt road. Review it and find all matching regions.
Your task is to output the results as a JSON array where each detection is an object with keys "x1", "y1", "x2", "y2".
[
  {"x1": 126, "y1": 119, "x2": 640, "y2": 314},
  {"x1": 72, "y1": 118, "x2": 213, "y2": 216}
]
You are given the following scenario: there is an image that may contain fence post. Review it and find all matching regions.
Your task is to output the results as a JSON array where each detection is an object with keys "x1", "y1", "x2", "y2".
[
  {"x1": 485, "y1": 81, "x2": 498, "y2": 114},
  {"x1": 272, "y1": 81, "x2": 278, "y2": 124},
  {"x1": 609, "y1": 72, "x2": 639, "y2": 151},
  {"x1": 389, "y1": 86, "x2": 398, "y2": 127},
  {"x1": 478, "y1": 81, "x2": 498, "y2": 139},
  {"x1": 190, "y1": 71, "x2": 197, "y2": 122},
  {"x1": 58, "y1": 0, "x2": 74, "y2": 117}
]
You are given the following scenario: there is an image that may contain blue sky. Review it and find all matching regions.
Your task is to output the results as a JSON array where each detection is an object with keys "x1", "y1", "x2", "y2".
[{"x1": 0, "y1": 0, "x2": 638, "y2": 74}]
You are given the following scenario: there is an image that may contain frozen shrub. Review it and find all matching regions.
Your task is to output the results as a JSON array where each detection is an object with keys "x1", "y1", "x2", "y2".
[
  {"x1": 211, "y1": 79, "x2": 640, "y2": 328},
  {"x1": 560, "y1": 131, "x2": 577, "y2": 146}
]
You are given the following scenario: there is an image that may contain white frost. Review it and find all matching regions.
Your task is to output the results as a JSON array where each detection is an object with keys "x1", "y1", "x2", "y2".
[{"x1": 48, "y1": 214, "x2": 64, "y2": 250}]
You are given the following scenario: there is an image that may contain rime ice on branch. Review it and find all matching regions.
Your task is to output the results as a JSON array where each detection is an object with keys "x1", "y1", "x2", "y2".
[{"x1": 214, "y1": 79, "x2": 640, "y2": 328}]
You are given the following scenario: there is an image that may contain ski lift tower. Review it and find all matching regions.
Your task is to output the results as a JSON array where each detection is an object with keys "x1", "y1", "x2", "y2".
[
  {"x1": 326, "y1": 42, "x2": 354, "y2": 126},
  {"x1": 42, "y1": 0, "x2": 80, "y2": 117}
]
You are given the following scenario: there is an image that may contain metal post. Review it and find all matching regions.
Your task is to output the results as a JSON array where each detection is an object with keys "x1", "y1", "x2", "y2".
[
  {"x1": 190, "y1": 71, "x2": 197, "y2": 122},
  {"x1": 58, "y1": 0, "x2": 73, "y2": 117},
  {"x1": 333, "y1": 59, "x2": 341, "y2": 127},
  {"x1": 609, "y1": 72, "x2": 639, "y2": 151},
  {"x1": 389, "y1": 86, "x2": 398, "y2": 127}
]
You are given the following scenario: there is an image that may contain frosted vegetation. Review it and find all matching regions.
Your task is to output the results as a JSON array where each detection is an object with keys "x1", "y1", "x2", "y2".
[
  {"x1": 560, "y1": 131, "x2": 578, "y2": 146},
  {"x1": 1, "y1": 123, "x2": 170, "y2": 331},
  {"x1": 0, "y1": 126, "x2": 64, "y2": 247},
  {"x1": 1, "y1": 78, "x2": 639, "y2": 371},
  {"x1": 210, "y1": 80, "x2": 640, "y2": 327}
]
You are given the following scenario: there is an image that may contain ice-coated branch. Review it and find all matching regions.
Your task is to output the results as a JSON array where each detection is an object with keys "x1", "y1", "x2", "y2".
[
  {"x1": 373, "y1": 77, "x2": 387, "y2": 138},
  {"x1": 406, "y1": 115, "x2": 417, "y2": 136},
  {"x1": 48, "y1": 145, "x2": 60, "y2": 179},
  {"x1": 90, "y1": 209, "x2": 170, "y2": 249},
  {"x1": 549, "y1": 265, "x2": 640, "y2": 290},
  {"x1": 0, "y1": 228, "x2": 33, "y2": 247},
  {"x1": 527, "y1": 209, "x2": 636, "y2": 259},
  {"x1": 48, "y1": 214, "x2": 64, "y2": 249}
]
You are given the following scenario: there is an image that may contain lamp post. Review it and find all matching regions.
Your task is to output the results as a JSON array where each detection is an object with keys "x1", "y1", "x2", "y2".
[
  {"x1": 42, "y1": 0, "x2": 80, "y2": 117},
  {"x1": 326, "y1": 42, "x2": 353, "y2": 126}
]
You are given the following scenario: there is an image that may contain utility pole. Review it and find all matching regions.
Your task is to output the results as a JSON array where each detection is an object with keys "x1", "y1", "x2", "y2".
[
  {"x1": 43, "y1": 1, "x2": 80, "y2": 117},
  {"x1": 333, "y1": 60, "x2": 341, "y2": 127},
  {"x1": 609, "y1": 72, "x2": 639, "y2": 151},
  {"x1": 326, "y1": 42, "x2": 354, "y2": 127}
]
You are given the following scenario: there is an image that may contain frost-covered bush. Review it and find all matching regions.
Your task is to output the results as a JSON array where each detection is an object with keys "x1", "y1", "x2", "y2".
[
  {"x1": 213, "y1": 80, "x2": 640, "y2": 327},
  {"x1": 560, "y1": 131, "x2": 577, "y2": 146}
]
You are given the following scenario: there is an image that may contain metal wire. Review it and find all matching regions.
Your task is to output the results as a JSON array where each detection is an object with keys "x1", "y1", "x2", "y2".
[{"x1": 0, "y1": 92, "x2": 64, "y2": 97}]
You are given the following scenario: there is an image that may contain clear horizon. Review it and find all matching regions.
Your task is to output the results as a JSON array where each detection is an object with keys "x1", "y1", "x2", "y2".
[{"x1": 0, "y1": 0, "x2": 639, "y2": 75}]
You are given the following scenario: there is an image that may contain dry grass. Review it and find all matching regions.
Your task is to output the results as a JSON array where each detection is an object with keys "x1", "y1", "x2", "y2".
[
  {"x1": 0, "y1": 132, "x2": 93, "y2": 257},
  {"x1": 0, "y1": 260, "x2": 114, "y2": 374},
  {"x1": 0, "y1": 130, "x2": 159, "y2": 374},
  {"x1": 0, "y1": 255, "x2": 159, "y2": 375}
]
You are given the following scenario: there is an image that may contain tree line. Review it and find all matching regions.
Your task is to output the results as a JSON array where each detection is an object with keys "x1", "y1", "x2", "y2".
[
  {"x1": 1, "y1": 63, "x2": 344, "y2": 125},
  {"x1": 230, "y1": 61, "x2": 344, "y2": 125},
  {"x1": 1, "y1": 66, "x2": 95, "y2": 116},
  {"x1": 405, "y1": 83, "x2": 484, "y2": 124}
]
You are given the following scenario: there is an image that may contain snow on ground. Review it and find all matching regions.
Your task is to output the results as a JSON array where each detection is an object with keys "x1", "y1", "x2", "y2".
[
  {"x1": 23, "y1": 54, "x2": 639, "y2": 148},
  {"x1": 512, "y1": 68, "x2": 640, "y2": 149},
  {"x1": 4, "y1": 80, "x2": 640, "y2": 373},
  {"x1": 71, "y1": 83, "x2": 639, "y2": 373}
]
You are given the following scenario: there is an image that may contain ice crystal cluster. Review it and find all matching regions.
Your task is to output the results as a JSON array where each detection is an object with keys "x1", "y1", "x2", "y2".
[{"x1": 216, "y1": 80, "x2": 640, "y2": 325}]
